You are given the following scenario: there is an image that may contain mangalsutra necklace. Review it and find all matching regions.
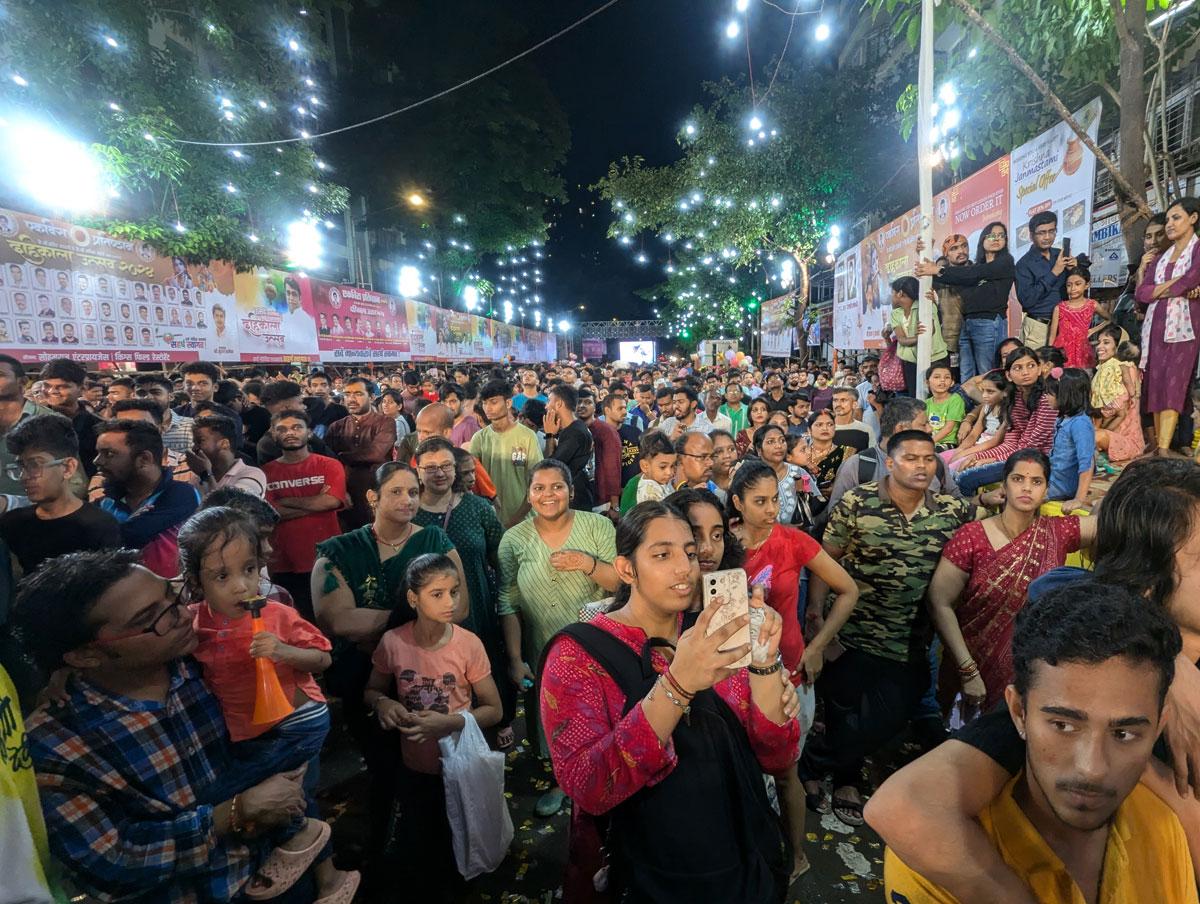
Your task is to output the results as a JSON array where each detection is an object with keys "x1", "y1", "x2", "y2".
[{"x1": 372, "y1": 522, "x2": 413, "y2": 551}]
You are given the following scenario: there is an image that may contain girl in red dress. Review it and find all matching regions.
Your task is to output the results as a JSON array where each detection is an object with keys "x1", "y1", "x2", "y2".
[{"x1": 1048, "y1": 267, "x2": 1098, "y2": 369}]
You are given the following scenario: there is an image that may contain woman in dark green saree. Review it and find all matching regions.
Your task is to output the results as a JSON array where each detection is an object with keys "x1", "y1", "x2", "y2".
[{"x1": 313, "y1": 460, "x2": 467, "y2": 858}]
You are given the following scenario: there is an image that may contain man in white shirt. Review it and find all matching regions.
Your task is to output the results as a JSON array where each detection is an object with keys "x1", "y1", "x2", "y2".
[
  {"x1": 658, "y1": 385, "x2": 714, "y2": 438},
  {"x1": 701, "y1": 389, "x2": 733, "y2": 434},
  {"x1": 831, "y1": 386, "x2": 877, "y2": 452},
  {"x1": 280, "y1": 276, "x2": 318, "y2": 349}
]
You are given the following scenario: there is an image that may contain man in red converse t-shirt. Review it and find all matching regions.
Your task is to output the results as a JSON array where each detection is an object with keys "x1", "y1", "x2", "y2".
[{"x1": 263, "y1": 410, "x2": 346, "y2": 621}]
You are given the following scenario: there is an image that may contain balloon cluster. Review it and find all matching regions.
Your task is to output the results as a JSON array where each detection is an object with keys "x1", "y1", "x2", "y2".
[{"x1": 723, "y1": 348, "x2": 753, "y2": 369}]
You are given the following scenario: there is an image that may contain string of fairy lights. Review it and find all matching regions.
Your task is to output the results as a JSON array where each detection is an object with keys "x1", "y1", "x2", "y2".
[
  {"x1": 0, "y1": 3, "x2": 613, "y2": 336},
  {"x1": 603, "y1": 0, "x2": 840, "y2": 343}
]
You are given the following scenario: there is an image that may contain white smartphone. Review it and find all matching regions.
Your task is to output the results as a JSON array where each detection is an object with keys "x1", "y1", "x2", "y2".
[{"x1": 703, "y1": 567, "x2": 751, "y2": 669}]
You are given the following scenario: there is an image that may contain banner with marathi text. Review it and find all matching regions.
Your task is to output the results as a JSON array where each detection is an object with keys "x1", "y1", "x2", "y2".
[{"x1": 0, "y1": 205, "x2": 555, "y2": 365}]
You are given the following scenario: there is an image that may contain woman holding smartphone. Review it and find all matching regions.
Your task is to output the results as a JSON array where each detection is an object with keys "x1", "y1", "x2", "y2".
[
  {"x1": 727, "y1": 461, "x2": 859, "y2": 878},
  {"x1": 540, "y1": 501, "x2": 799, "y2": 903}
]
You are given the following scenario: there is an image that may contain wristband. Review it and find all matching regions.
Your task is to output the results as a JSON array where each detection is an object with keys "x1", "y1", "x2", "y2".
[{"x1": 747, "y1": 655, "x2": 783, "y2": 676}]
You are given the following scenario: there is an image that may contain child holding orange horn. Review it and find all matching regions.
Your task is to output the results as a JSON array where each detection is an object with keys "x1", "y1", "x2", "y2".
[{"x1": 180, "y1": 506, "x2": 359, "y2": 904}]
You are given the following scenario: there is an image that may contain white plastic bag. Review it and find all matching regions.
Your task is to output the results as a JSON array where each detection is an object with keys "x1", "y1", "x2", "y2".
[{"x1": 439, "y1": 710, "x2": 513, "y2": 879}]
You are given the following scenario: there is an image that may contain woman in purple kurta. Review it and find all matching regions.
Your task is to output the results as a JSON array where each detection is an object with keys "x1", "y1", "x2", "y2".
[{"x1": 1135, "y1": 197, "x2": 1200, "y2": 451}]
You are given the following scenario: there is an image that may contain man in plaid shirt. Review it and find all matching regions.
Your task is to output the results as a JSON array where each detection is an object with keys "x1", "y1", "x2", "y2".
[{"x1": 18, "y1": 549, "x2": 311, "y2": 903}]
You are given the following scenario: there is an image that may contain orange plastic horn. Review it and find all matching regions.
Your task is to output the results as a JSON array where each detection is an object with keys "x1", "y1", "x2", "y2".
[{"x1": 245, "y1": 597, "x2": 294, "y2": 725}]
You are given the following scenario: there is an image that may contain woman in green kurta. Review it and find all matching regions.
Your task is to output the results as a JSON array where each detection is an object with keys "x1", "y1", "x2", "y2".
[
  {"x1": 499, "y1": 459, "x2": 620, "y2": 815},
  {"x1": 313, "y1": 461, "x2": 466, "y2": 854},
  {"x1": 411, "y1": 437, "x2": 516, "y2": 745}
]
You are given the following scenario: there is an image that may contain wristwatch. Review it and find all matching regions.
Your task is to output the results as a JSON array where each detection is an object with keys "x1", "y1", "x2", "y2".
[{"x1": 747, "y1": 654, "x2": 783, "y2": 676}]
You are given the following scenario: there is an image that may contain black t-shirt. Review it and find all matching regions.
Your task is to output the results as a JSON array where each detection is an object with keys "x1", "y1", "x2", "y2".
[
  {"x1": 552, "y1": 419, "x2": 595, "y2": 511},
  {"x1": 833, "y1": 426, "x2": 870, "y2": 452},
  {"x1": 0, "y1": 502, "x2": 121, "y2": 574},
  {"x1": 763, "y1": 391, "x2": 792, "y2": 414},
  {"x1": 69, "y1": 408, "x2": 103, "y2": 477}
]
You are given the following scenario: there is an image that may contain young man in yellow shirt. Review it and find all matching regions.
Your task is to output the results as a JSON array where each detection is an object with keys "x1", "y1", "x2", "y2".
[{"x1": 885, "y1": 580, "x2": 1197, "y2": 903}]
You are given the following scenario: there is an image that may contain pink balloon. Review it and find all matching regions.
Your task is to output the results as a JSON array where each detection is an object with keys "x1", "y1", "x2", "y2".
[{"x1": 725, "y1": 349, "x2": 736, "y2": 362}]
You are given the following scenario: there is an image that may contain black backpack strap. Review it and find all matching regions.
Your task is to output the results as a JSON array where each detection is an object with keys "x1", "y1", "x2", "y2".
[
  {"x1": 537, "y1": 622, "x2": 654, "y2": 718},
  {"x1": 857, "y1": 446, "x2": 879, "y2": 484}
]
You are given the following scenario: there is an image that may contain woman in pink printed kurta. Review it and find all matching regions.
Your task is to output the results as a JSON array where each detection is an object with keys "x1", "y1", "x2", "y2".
[{"x1": 539, "y1": 503, "x2": 799, "y2": 904}]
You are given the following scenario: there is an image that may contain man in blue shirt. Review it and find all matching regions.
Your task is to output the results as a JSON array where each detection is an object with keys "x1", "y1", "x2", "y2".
[
  {"x1": 95, "y1": 420, "x2": 200, "y2": 577},
  {"x1": 1014, "y1": 211, "x2": 1078, "y2": 348},
  {"x1": 19, "y1": 549, "x2": 315, "y2": 904}
]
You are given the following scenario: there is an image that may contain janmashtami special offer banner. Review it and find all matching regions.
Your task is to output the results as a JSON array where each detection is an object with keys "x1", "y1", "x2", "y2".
[{"x1": 0, "y1": 206, "x2": 555, "y2": 364}]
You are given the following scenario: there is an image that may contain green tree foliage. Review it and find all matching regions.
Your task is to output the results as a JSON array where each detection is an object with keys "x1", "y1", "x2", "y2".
[
  {"x1": 593, "y1": 63, "x2": 887, "y2": 344},
  {"x1": 872, "y1": 0, "x2": 1199, "y2": 169},
  {"x1": 0, "y1": 0, "x2": 349, "y2": 267}
]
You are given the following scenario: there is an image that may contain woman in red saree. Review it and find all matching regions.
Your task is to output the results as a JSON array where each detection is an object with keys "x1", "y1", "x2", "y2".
[{"x1": 927, "y1": 450, "x2": 1097, "y2": 712}]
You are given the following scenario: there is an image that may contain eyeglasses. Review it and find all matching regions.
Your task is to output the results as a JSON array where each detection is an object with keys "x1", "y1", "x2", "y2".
[
  {"x1": 5, "y1": 457, "x2": 68, "y2": 480},
  {"x1": 985, "y1": 232, "x2": 1007, "y2": 241},
  {"x1": 1033, "y1": 227, "x2": 1058, "y2": 238},
  {"x1": 98, "y1": 595, "x2": 187, "y2": 643},
  {"x1": 419, "y1": 464, "x2": 457, "y2": 475},
  {"x1": 680, "y1": 452, "x2": 715, "y2": 462}
]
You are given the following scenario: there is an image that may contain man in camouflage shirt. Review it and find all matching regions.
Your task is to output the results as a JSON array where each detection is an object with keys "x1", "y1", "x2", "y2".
[{"x1": 799, "y1": 429, "x2": 974, "y2": 826}]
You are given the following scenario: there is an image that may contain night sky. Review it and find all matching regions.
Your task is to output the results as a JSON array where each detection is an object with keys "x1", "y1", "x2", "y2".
[{"x1": 508, "y1": 0, "x2": 815, "y2": 322}]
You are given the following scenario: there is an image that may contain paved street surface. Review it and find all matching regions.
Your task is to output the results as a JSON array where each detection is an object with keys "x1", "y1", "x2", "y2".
[{"x1": 318, "y1": 702, "x2": 917, "y2": 903}]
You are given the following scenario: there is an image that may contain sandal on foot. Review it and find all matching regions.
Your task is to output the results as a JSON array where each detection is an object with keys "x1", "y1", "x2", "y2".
[
  {"x1": 831, "y1": 794, "x2": 864, "y2": 827},
  {"x1": 315, "y1": 870, "x2": 361, "y2": 904},
  {"x1": 496, "y1": 726, "x2": 515, "y2": 750},
  {"x1": 790, "y1": 854, "x2": 812, "y2": 883},
  {"x1": 803, "y1": 782, "x2": 829, "y2": 815},
  {"x1": 244, "y1": 819, "x2": 331, "y2": 901}
]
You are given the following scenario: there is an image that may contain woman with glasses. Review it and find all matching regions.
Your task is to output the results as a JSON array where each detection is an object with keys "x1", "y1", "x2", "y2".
[
  {"x1": 411, "y1": 436, "x2": 516, "y2": 746},
  {"x1": 499, "y1": 459, "x2": 620, "y2": 816},
  {"x1": 916, "y1": 221, "x2": 1015, "y2": 383}
]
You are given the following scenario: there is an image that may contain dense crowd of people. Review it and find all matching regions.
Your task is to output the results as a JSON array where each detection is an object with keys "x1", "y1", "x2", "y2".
[{"x1": 1, "y1": 196, "x2": 1200, "y2": 904}]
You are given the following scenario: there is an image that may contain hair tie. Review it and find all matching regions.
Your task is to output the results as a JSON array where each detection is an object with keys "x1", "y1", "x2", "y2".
[{"x1": 1050, "y1": 366, "x2": 1064, "y2": 379}]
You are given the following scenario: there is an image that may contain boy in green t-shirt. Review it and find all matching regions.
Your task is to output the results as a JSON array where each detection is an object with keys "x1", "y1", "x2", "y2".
[{"x1": 925, "y1": 363, "x2": 965, "y2": 448}]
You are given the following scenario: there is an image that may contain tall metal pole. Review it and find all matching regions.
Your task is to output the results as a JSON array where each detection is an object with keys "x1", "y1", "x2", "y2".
[{"x1": 915, "y1": 0, "x2": 935, "y2": 399}]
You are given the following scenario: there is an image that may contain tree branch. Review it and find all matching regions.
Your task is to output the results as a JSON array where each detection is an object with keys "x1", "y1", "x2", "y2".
[
  {"x1": 946, "y1": 0, "x2": 1152, "y2": 220},
  {"x1": 1097, "y1": 79, "x2": 1122, "y2": 110}
]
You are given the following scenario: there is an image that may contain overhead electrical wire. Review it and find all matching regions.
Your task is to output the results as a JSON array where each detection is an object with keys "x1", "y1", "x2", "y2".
[{"x1": 173, "y1": 0, "x2": 624, "y2": 148}]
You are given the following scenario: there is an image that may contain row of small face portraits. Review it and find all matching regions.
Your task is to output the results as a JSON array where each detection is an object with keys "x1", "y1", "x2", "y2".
[
  {"x1": 2, "y1": 318, "x2": 159, "y2": 345},
  {"x1": 0, "y1": 264, "x2": 201, "y2": 304},
  {"x1": 0, "y1": 291, "x2": 206, "y2": 326}
]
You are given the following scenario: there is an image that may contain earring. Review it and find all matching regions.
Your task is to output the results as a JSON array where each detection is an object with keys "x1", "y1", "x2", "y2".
[{"x1": 1017, "y1": 728, "x2": 1027, "y2": 740}]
